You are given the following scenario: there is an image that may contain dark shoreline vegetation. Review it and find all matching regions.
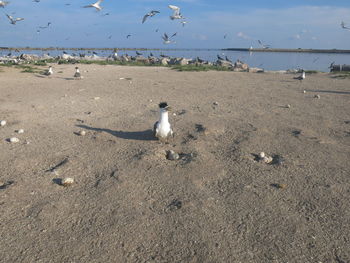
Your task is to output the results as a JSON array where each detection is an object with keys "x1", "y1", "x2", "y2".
[{"x1": 2, "y1": 47, "x2": 350, "y2": 54}]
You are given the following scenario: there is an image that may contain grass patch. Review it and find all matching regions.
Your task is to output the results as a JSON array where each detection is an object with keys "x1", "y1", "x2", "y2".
[
  {"x1": 331, "y1": 71, "x2": 350, "y2": 79},
  {"x1": 16, "y1": 65, "x2": 41, "y2": 73},
  {"x1": 305, "y1": 70, "x2": 320, "y2": 74}
]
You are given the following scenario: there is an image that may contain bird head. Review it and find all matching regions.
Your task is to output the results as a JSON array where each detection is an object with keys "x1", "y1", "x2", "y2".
[{"x1": 159, "y1": 102, "x2": 172, "y2": 112}]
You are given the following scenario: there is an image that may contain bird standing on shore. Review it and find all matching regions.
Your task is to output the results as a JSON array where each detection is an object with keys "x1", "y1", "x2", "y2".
[
  {"x1": 83, "y1": 0, "x2": 103, "y2": 11},
  {"x1": 44, "y1": 66, "x2": 53, "y2": 77},
  {"x1": 74, "y1": 67, "x2": 82, "y2": 79},
  {"x1": 294, "y1": 70, "x2": 305, "y2": 82},
  {"x1": 153, "y1": 102, "x2": 173, "y2": 141},
  {"x1": 142, "y1": 10, "x2": 160, "y2": 23},
  {"x1": 0, "y1": 1, "x2": 9, "y2": 8}
]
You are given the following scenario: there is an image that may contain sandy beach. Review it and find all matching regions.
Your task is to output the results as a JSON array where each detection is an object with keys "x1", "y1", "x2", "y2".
[{"x1": 0, "y1": 64, "x2": 349, "y2": 262}]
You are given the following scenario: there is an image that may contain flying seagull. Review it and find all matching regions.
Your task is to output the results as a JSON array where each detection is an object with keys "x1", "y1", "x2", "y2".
[
  {"x1": 257, "y1": 40, "x2": 270, "y2": 49},
  {"x1": 6, "y1": 14, "x2": 24, "y2": 25},
  {"x1": 168, "y1": 5, "x2": 184, "y2": 20},
  {"x1": 0, "y1": 1, "x2": 9, "y2": 8},
  {"x1": 39, "y1": 22, "x2": 51, "y2": 29},
  {"x1": 341, "y1": 21, "x2": 350, "y2": 30},
  {"x1": 142, "y1": 10, "x2": 160, "y2": 23},
  {"x1": 126, "y1": 34, "x2": 131, "y2": 39},
  {"x1": 83, "y1": 0, "x2": 103, "y2": 11},
  {"x1": 136, "y1": 51, "x2": 142, "y2": 56},
  {"x1": 33, "y1": 0, "x2": 40, "y2": 2},
  {"x1": 153, "y1": 102, "x2": 173, "y2": 141},
  {"x1": 162, "y1": 33, "x2": 176, "y2": 44},
  {"x1": 294, "y1": 70, "x2": 305, "y2": 82}
]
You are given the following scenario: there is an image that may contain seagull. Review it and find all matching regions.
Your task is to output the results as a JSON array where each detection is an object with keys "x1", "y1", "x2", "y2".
[
  {"x1": 33, "y1": 0, "x2": 40, "y2": 2},
  {"x1": 0, "y1": 1, "x2": 9, "y2": 8},
  {"x1": 83, "y1": 0, "x2": 103, "y2": 11},
  {"x1": 217, "y1": 54, "x2": 224, "y2": 60},
  {"x1": 126, "y1": 34, "x2": 131, "y2": 38},
  {"x1": 44, "y1": 66, "x2": 53, "y2": 77},
  {"x1": 39, "y1": 22, "x2": 51, "y2": 29},
  {"x1": 142, "y1": 10, "x2": 160, "y2": 23},
  {"x1": 6, "y1": 14, "x2": 24, "y2": 25},
  {"x1": 168, "y1": 5, "x2": 184, "y2": 20},
  {"x1": 294, "y1": 70, "x2": 305, "y2": 82},
  {"x1": 225, "y1": 56, "x2": 232, "y2": 62},
  {"x1": 155, "y1": 28, "x2": 159, "y2": 32},
  {"x1": 153, "y1": 102, "x2": 173, "y2": 141},
  {"x1": 258, "y1": 40, "x2": 270, "y2": 49},
  {"x1": 341, "y1": 21, "x2": 350, "y2": 30},
  {"x1": 162, "y1": 33, "x2": 176, "y2": 44},
  {"x1": 74, "y1": 67, "x2": 82, "y2": 79},
  {"x1": 224, "y1": 34, "x2": 227, "y2": 39},
  {"x1": 136, "y1": 51, "x2": 142, "y2": 56}
]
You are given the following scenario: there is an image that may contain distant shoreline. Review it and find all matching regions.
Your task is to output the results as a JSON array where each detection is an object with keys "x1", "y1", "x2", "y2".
[{"x1": 1, "y1": 47, "x2": 350, "y2": 54}]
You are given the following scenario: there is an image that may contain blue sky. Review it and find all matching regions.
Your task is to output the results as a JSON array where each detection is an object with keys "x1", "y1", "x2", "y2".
[{"x1": 0, "y1": 0, "x2": 350, "y2": 49}]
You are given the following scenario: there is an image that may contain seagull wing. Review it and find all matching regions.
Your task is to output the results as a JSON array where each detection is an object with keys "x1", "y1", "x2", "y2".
[
  {"x1": 142, "y1": 14, "x2": 149, "y2": 23},
  {"x1": 169, "y1": 5, "x2": 180, "y2": 16},
  {"x1": 6, "y1": 14, "x2": 13, "y2": 21},
  {"x1": 83, "y1": 4, "x2": 93, "y2": 8},
  {"x1": 170, "y1": 32, "x2": 177, "y2": 38}
]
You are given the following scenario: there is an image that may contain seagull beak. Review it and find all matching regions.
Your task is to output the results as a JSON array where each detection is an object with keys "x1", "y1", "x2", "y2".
[{"x1": 166, "y1": 106, "x2": 172, "y2": 112}]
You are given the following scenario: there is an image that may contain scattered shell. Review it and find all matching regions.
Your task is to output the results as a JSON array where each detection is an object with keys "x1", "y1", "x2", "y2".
[
  {"x1": 0, "y1": 120, "x2": 6, "y2": 127},
  {"x1": 259, "y1": 152, "x2": 266, "y2": 158},
  {"x1": 16, "y1": 129, "x2": 24, "y2": 134},
  {"x1": 79, "y1": 130, "x2": 86, "y2": 136},
  {"x1": 263, "y1": 156, "x2": 273, "y2": 164},
  {"x1": 286, "y1": 104, "x2": 291, "y2": 108},
  {"x1": 9, "y1": 137, "x2": 19, "y2": 143},
  {"x1": 271, "y1": 183, "x2": 287, "y2": 189},
  {"x1": 61, "y1": 177, "x2": 74, "y2": 186},
  {"x1": 213, "y1": 102, "x2": 219, "y2": 106},
  {"x1": 303, "y1": 90, "x2": 306, "y2": 94},
  {"x1": 314, "y1": 95, "x2": 320, "y2": 99},
  {"x1": 94, "y1": 97, "x2": 100, "y2": 100},
  {"x1": 173, "y1": 113, "x2": 177, "y2": 116},
  {"x1": 167, "y1": 150, "x2": 180, "y2": 161}
]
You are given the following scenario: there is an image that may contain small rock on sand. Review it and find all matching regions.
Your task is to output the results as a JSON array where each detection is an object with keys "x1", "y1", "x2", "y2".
[
  {"x1": 9, "y1": 137, "x2": 20, "y2": 143},
  {"x1": 0, "y1": 120, "x2": 6, "y2": 127},
  {"x1": 167, "y1": 150, "x2": 180, "y2": 160}
]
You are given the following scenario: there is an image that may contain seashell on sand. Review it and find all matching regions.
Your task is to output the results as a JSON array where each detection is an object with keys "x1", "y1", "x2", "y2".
[
  {"x1": 9, "y1": 137, "x2": 20, "y2": 143},
  {"x1": 79, "y1": 130, "x2": 86, "y2": 136},
  {"x1": 259, "y1": 152, "x2": 265, "y2": 159},
  {"x1": 16, "y1": 129, "x2": 24, "y2": 134},
  {"x1": 314, "y1": 95, "x2": 320, "y2": 99},
  {"x1": 0, "y1": 120, "x2": 6, "y2": 127},
  {"x1": 61, "y1": 177, "x2": 74, "y2": 186}
]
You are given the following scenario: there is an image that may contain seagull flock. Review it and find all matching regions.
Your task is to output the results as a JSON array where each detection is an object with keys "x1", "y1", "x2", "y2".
[{"x1": 0, "y1": 0, "x2": 188, "y2": 45}]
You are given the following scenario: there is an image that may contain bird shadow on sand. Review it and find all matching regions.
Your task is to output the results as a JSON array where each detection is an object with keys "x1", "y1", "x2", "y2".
[
  {"x1": 307, "y1": 89, "x2": 350, "y2": 95},
  {"x1": 34, "y1": 74, "x2": 47, "y2": 79},
  {"x1": 77, "y1": 124, "x2": 156, "y2": 141}
]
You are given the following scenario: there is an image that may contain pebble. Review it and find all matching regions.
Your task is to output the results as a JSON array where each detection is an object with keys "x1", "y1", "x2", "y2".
[
  {"x1": 16, "y1": 129, "x2": 24, "y2": 134},
  {"x1": 314, "y1": 95, "x2": 320, "y2": 99},
  {"x1": 303, "y1": 90, "x2": 306, "y2": 94},
  {"x1": 79, "y1": 130, "x2": 86, "y2": 136},
  {"x1": 94, "y1": 97, "x2": 100, "y2": 100},
  {"x1": 61, "y1": 177, "x2": 74, "y2": 186},
  {"x1": 213, "y1": 102, "x2": 219, "y2": 106},
  {"x1": 167, "y1": 150, "x2": 180, "y2": 160},
  {"x1": 286, "y1": 104, "x2": 291, "y2": 108},
  {"x1": 9, "y1": 137, "x2": 19, "y2": 143},
  {"x1": 0, "y1": 120, "x2": 6, "y2": 127}
]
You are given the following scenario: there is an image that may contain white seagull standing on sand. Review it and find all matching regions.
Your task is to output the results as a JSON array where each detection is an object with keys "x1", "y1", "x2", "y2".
[
  {"x1": 0, "y1": 1, "x2": 9, "y2": 8},
  {"x1": 44, "y1": 66, "x2": 53, "y2": 77},
  {"x1": 153, "y1": 102, "x2": 174, "y2": 141},
  {"x1": 294, "y1": 70, "x2": 305, "y2": 82},
  {"x1": 6, "y1": 14, "x2": 24, "y2": 24},
  {"x1": 74, "y1": 67, "x2": 82, "y2": 79},
  {"x1": 168, "y1": 5, "x2": 184, "y2": 20},
  {"x1": 83, "y1": 0, "x2": 103, "y2": 11}
]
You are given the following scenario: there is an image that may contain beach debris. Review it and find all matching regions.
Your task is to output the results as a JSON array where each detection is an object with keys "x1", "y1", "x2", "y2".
[
  {"x1": 213, "y1": 101, "x2": 219, "y2": 106},
  {"x1": 286, "y1": 104, "x2": 291, "y2": 108},
  {"x1": 195, "y1": 124, "x2": 206, "y2": 133},
  {"x1": 0, "y1": 120, "x2": 6, "y2": 126},
  {"x1": 314, "y1": 95, "x2": 321, "y2": 99},
  {"x1": 46, "y1": 158, "x2": 69, "y2": 173},
  {"x1": 16, "y1": 129, "x2": 24, "y2": 134},
  {"x1": 0, "y1": 180, "x2": 14, "y2": 190},
  {"x1": 270, "y1": 183, "x2": 287, "y2": 189},
  {"x1": 61, "y1": 177, "x2": 74, "y2": 186},
  {"x1": 79, "y1": 130, "x2": 86, "y2": 136},
  {"x1": 166, "y1": 150, "x2": 179, "y2": 160},
  {"x1": 94, "y1": 97, "x2": 100, "y2": 100},
  {"x1": 167, "y1": 199, "x2": 182, "y2": 211},
  {"x1": 8, "y1": 137, "x2": 20, "y2": 143},
  {"x1": 258, "y1": 152, "x2": 273, "y2": 164},
  {"x1": 303, "y1": 90, "x2": 306, "y2": 94}
]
